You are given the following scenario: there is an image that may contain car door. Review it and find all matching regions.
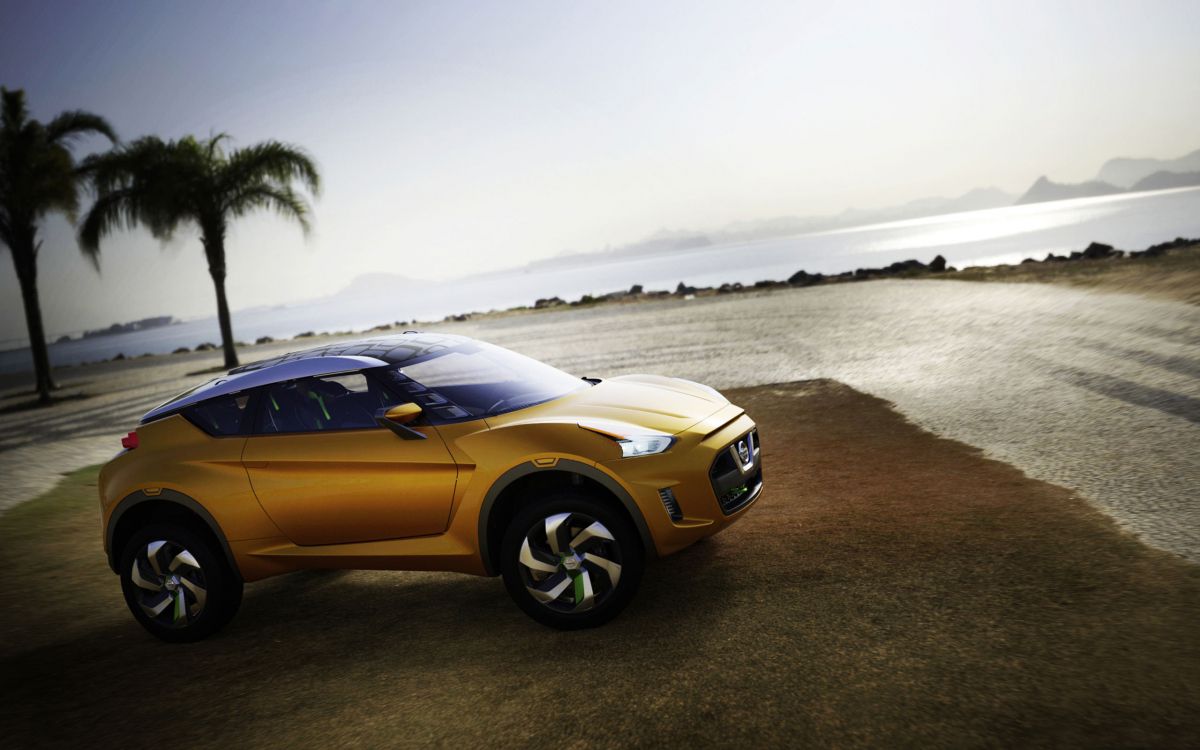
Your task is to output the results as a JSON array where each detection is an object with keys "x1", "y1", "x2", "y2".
[{"x1": 242, "y1": 371, "x2": 458, "y2": 546}]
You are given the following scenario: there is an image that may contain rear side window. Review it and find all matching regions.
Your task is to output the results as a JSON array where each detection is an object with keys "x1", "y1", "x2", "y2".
[
  {"x1": 184, "y1": 393, "x2": 250, "y2": 436},
  {"x1": 256, "y1": 372, "x2": 401, "y2": 434}
]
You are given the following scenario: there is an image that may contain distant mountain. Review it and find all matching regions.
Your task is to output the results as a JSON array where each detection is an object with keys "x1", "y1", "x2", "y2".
[
  {"x1": 525, "y1": 186, "x2": 1018, "y2": 272},
  {"x1": 1130, "y1": 170, "x2": 1200, "y2": 192},
  {"x1": 1096, "y1": 148, "x2": 1200, "y2": 188},
  {"x1": 1016, "y1": 176, "x2": 1123, "y2": 205},
  {"x1": 895, "y1": 186, "x2": 1016, "y2": 216},
  {"x1": 334, "y1": 272, "x2": 426, "y2": 298}
]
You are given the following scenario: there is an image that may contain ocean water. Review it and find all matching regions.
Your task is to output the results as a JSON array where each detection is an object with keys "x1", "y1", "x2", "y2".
[{"x1": 4, "y1": 186, "x2": 1199, "y2": 374}]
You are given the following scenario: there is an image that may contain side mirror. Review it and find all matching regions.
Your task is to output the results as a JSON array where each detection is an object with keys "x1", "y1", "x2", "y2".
[{"x1": 375, "y1": 403, "x2": 427, "y2": 440}]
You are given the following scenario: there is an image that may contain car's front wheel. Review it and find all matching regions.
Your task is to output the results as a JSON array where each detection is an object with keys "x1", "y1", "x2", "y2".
[
  {"x1": 119, "y1": 523, "x2": 243, "y2": 642},
  {"x1": 501, "y1": 492, "x2": 644, "y2": 629}
]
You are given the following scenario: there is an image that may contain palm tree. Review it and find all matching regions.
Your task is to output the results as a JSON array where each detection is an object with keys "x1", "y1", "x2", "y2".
[
  {"x1": 0, "y1": 88, "x2": 118, "y2": 403},
  {"x1": 80, "y1": 133, "x2": 320, "y2": 368}
]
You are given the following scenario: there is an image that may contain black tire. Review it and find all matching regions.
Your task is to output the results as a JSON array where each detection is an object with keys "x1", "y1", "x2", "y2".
[
  {"x1": 119, "y1": 523, "x2": 243, "y2": 643},
  {"x1": 501, "y1": 491, "x2": 644, "y2": 630}
]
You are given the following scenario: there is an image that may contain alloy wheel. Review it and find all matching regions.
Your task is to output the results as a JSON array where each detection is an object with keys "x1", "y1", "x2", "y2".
[
  {"x1": 129, "y1": 539, "x2": 208, "y2": 628},
  {"x1": 517, "y1": 512, "x2": 624, "y2": 613}
]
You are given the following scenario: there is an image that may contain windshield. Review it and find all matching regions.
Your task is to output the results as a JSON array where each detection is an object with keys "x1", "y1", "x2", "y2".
[{"x1": 379, "y1": 340, "x2": 588, "y2": 421}]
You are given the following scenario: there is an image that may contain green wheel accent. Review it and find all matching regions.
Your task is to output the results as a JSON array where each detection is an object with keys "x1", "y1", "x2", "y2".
[{"x1": 573, "y1": 572, "x2": 585, "y2": 603}]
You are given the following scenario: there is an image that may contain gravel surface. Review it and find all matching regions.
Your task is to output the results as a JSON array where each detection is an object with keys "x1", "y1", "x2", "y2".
[{"x1": 2, "y1": 279, "x2": 1197, "y2": 558}]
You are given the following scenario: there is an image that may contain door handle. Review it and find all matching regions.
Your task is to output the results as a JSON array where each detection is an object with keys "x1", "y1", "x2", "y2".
[{"x1": 244, "y1": 461, "x2": 269, "y2": 469}]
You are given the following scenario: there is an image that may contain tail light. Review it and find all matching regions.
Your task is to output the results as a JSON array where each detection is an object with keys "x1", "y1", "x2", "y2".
[{"x1": 121, "y1": 431, "x2": 139, "y2": 450}]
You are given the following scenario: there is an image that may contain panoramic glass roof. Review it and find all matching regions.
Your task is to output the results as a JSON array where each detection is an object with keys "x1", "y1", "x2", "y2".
[{"x1": 228, "y1": 332, "x2": 464, "y2": 373}]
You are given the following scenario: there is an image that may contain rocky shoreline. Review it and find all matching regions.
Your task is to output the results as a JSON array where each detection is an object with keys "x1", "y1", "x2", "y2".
[
  {"x1": 523, "y1": 235, "x2": 1198, "y2": 311},
  {"x1": 51, "y1": 236, "x2": 1200, "y2": 367}
]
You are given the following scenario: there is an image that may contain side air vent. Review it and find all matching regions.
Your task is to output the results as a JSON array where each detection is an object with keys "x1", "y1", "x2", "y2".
[{"x1": 658, "y1": 488, "x2": 683, "y2": 521}]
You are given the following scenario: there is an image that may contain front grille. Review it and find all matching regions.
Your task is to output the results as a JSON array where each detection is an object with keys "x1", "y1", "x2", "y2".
[{"x1": 709, "y1": 429, "x2": 762, "y2": 514}]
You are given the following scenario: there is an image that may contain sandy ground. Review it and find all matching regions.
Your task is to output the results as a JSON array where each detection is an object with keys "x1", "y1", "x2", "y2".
[
  {"x1": 1, "y1": 278, "x2": 1198, "y2": 559},
  {"x1": 2, "y1": 381, "x2": 1197, "y2": 748}
]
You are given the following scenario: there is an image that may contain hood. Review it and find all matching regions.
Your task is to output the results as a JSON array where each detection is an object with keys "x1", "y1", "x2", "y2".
[{"x1": 487, "y1": 374, "x2": 733, "y2": 435}]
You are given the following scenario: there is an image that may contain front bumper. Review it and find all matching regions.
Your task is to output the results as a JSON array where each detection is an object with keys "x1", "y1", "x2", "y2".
[{"x1": 600, "y1": 407, "x2": 762, "y2": 557}]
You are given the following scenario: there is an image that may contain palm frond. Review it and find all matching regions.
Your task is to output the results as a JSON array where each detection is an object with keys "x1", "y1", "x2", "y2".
[
  {"x1": 224, "y1": 183, "x2": 312, "y2": 234},
  {"x1": 206, "y1": 132, "x2": 232, "y2": 161},
  {"x1": 46, "y1": 110, "x2": 118, "y2": 147},
  {"x1": 78, "y1": 185, "x2": 181, "y2": 257},
  {"x1": 220, "y1": 141, "x2": 321, "y2": 202}
]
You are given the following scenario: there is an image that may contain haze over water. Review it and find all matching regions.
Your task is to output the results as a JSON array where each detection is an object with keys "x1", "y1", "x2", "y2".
[{"x1": 3, "y1": 186, "x2": 1197, "y2": 374}]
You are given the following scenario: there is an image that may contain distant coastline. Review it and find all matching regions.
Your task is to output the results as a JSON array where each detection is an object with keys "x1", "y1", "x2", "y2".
[{"x1": 19, "y1": 236, "x2": 1193, "y2": 375}]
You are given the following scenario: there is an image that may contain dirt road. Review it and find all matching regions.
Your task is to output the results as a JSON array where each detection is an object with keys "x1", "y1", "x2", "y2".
[{"x1": 3, "y1": 381, "x2": 1197, "y2": 748}]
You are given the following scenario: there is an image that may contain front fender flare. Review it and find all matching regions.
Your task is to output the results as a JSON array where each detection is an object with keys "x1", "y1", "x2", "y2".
[{"x1": 477, "y1": 459, "x2": 655, "y2": 576}]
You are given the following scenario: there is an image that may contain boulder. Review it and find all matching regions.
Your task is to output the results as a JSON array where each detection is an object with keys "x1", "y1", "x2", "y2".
[
  {"x1": 1081, "y1": 242, "x2": 1116, "y2": 260},
  {"x1": 884, "y1": 259, "x2": 926, "y2": 274},
  {"x1": 788, "y1": 270, "x2": 826, "y2": 287},
  {"x1": 1133, "y1": 236, "x2": 1197, "y2": 258}
]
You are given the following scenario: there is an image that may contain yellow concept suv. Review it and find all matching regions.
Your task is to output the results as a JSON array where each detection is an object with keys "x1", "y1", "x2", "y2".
[{"x1": 100, "y1": 333, "x2": 762, "y2": 641}]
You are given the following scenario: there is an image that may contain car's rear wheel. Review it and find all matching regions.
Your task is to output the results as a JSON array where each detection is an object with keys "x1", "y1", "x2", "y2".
[
  {"x1": 501, "y1": 492, "x2": 644, "y2": 629},
  {"x1": 119, "y1": 523, "x2": 242, "y2": 642}
]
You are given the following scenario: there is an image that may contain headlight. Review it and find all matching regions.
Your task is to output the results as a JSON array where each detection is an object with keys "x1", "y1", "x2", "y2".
[
  {"x1": 579, "y1": 421, "x2": 677, "y2": 458},
  {"x1": 618, "y1": 435, "x2": 676, "y2": 458}
]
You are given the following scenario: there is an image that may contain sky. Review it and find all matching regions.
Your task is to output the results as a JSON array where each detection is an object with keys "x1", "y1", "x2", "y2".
[{"x1": 1, "y1": 0, "x2": 1199, "y2": 343}]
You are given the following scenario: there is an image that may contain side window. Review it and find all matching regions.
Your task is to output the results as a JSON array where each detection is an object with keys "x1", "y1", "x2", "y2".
[
  {"x1": 185, "y1": 393, "x2": 250, "y2": 436},
  {"x1": 256, "y1": 372, "x2": 400, "y2": 434}
]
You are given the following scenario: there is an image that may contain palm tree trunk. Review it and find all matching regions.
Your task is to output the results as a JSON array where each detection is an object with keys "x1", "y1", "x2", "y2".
[
  {"x1": 10, "y1": 236, "x2": 57, "y2": 403},
  {"x1": 202, "y1": 233, "x2": 239, "y2": 369},
  {"x1": 211, "y1": 272, "x2": 239, "y2": 369}
]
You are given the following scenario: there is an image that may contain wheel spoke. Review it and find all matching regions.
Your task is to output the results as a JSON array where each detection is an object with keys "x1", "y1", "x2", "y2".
[
  {"x1": 145, "y1": 540, "x2": 167, "y2": 576},
  {"x1": 519, "y1": 537, "x2": 557, "y2": 574},
  {"x1": 140, "y1": 592, "x2": 173, "y2": 617},
  {"x1": 570, "y1": 521, "x2": 614, "y2": 551},
  {"x1": 572, "y1": 570, "x2": 596, "y2": 612},
  {"x1": 130, "y1": 559, "x2": 161, "y2": 591},
  {"x1": 527, "y1": 571, "x2": 571, "y2": 603},
  {"x1": 180, "y1": 576, "x2": 207, "y2": 616},
  {"x1": 544, "y1": 513, "x2": 570, "y2": 555},
  {"x1": 169, "y1": 549, "x2": 200, "y2": 572},
  {"x1": 583, "y1": 552, "x2": 622, "y2": 588},
  {"x1": 172, "y1": 589, "x2": 187, "y2": 624}
]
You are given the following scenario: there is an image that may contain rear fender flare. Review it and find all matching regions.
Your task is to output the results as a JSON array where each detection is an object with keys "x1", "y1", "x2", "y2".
[{"x1": 106, "y1": 489, "x2": 240, "y2": 578}]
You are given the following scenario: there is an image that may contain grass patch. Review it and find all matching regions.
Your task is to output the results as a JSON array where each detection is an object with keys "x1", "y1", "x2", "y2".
[{"x1": 1, "y1": 381, "x2": 1197, "y2": 748}]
